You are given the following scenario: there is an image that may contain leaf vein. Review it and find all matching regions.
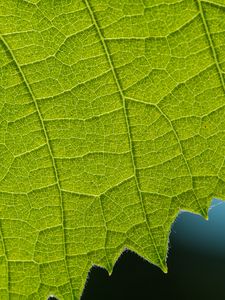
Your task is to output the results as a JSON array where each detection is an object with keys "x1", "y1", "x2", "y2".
[
  {"x1": 84, "y1": 0, "x2": 167, "y2": 271},
  {"x1": 0, "y1": 34, "x2": 73, "y2": 294}
]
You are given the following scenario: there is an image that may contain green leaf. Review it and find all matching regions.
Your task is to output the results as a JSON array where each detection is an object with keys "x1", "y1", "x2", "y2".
[{"x1": 0, "y1": 0, "x2": 225, "y2": 298}]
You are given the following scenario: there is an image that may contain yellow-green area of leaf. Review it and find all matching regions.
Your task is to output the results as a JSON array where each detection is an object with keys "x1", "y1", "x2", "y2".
[{"x1": 1, "y1": 0, "x2": 225, "y2": 299}]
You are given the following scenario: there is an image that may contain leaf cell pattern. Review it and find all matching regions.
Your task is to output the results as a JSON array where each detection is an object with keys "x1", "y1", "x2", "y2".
[{"x1": 1, "y1": 0, "x2": 225, "y2": 299}]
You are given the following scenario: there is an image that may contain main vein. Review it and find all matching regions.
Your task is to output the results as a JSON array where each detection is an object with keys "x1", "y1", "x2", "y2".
[
  {"x1": 84, "y1": 0, "x2": 166, "y2": 271},
  {"x1": 197, "y1": 0, "x2": 225, "y2": 92},
  {"x1": 0, "y1": 35, "x2": 73, "y2": 293},
  {"x1": 197, "y1": 0, "x2": 225, "y2": 188}
]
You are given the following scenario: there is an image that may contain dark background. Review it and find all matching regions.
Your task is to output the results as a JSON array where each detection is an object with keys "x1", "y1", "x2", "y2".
[{"x1": 49, "y1": 200, "x2": 225, "y2": 300}]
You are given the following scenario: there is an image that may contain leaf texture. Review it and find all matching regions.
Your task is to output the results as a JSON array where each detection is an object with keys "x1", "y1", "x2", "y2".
[{"x1": 1, "y1": 0, "x2": 225, "y2": 299}]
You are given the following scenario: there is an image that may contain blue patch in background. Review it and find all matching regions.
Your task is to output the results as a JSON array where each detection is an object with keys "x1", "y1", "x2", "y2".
[{"x1": 173, "y1": 199, "x2": 225, "y2": 257}]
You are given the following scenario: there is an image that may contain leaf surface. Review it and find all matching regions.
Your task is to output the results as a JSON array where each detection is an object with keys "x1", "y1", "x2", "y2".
[{"x1": 1, "y1": 0, "x2": 225, "y2": 299}]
